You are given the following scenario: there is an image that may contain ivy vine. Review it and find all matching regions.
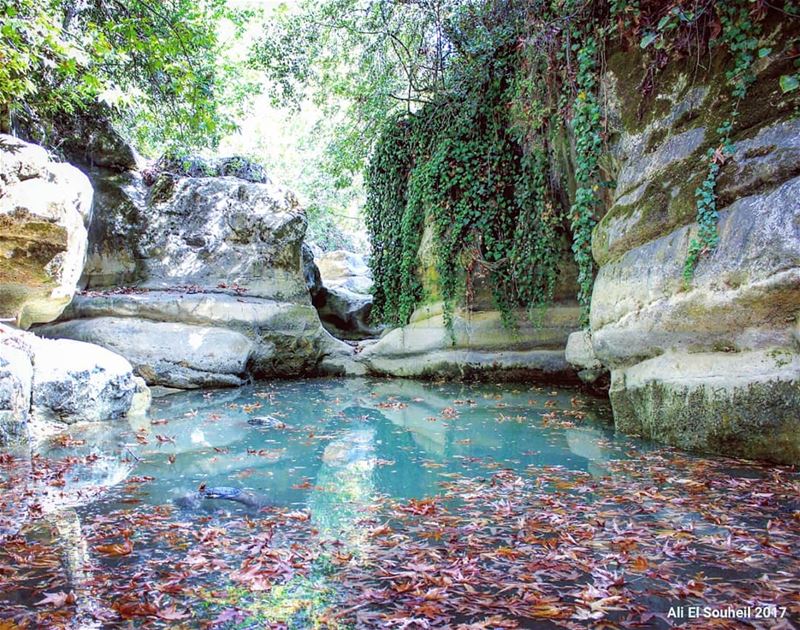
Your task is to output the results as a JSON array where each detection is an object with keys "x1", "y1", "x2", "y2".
[
  {"x1": 683, "y1": 0, "x2": 763, "y2": 282},
  {"x1": 365, "y1": 0, "x2": 795, "y2": 334}
]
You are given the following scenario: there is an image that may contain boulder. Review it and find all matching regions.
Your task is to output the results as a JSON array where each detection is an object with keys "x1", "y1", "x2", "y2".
[
  {"x1": 0, "y1": 324, "x2": 143, "y2": 443},
  {"x1": 0, "y1": 135, "x2": 93, "y2": 328},
  {"x1": 312, "y1": 249, "x2": 381, "y2": 340},
  {"x1": 30, "y1": 336, "x2": 136, "y2": 425},
  {"x1": 38, "y1": 166, "x2": 352, "y2": 387}
]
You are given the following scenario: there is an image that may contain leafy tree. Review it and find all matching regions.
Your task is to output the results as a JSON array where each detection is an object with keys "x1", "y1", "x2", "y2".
[{"x1": 0, "y1": 0, "x2": 258, "y2": 152}]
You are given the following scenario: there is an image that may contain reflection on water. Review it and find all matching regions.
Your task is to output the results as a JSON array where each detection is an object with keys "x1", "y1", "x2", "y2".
[
  {"x1": 102, "y1": 377, "x2": 621, "y2": 514},
  {"x1": 0, "y1": 377, "x2": 635, "y2": 623}
]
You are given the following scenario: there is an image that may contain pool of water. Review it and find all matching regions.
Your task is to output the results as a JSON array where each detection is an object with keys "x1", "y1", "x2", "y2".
[{"x1": 1, "y1": 377, "x2": 798, "y2": 628}]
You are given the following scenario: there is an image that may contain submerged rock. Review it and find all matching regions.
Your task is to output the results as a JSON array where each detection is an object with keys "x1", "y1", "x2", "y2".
[
  {"x1": 248, "y1": 415, "x2": 287, "y2": 429},
  {"x1": 174, "y1": 486, "x2": 272, "y2": 510},
  {"x1": 0, "y1": 135, "x2": 93, "y2": 328}
]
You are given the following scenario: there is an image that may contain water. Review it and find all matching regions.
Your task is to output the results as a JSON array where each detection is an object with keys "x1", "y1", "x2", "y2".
[{"x1": 1, "y1": 377, "x2": 798, "y2": 628}]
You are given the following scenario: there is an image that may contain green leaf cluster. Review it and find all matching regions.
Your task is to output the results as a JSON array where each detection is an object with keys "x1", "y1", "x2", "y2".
[{"x1": 0, "y1": 0, "x2": 258, "y2": 153}]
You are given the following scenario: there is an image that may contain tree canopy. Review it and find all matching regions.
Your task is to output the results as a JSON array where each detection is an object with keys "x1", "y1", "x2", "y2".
[{"x1": 0, "y1": 0, "x2": 258, "y2": 152}]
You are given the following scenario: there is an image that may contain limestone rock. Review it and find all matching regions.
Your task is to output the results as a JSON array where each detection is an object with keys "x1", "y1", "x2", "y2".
[
  {"x1": 0, "y1": 135, "x2": 92, "y2": 327},
  {"x1": 359, "y1": 303, "x2": 580, "y2": 381},
  {"x1": 585, "y1": 38, "x2": 800, "y2": 464},
  {"x1": 317, "y1": 250, "x2": 374, "y2": 295},
  {"x1": 0, "y1": 343, "x2": 33, "y2": 443},
  {"x1": 30, "y1": 335, "x2": 136, "y2": 425},
  {"x1": 610, "y1": 350, "x2": 800, "y2": 464},
  {"x1": 312, "y1": 250, "x2": 381, "y2": 340},
  {"x1": 0, "y1": 324, "x2": 143, "y2": 443},
  {"x1": 565, "y1": 330, "x2": 607, "y2": 387},
  {"x1": 39, "y1": 167, "x2": 351, "y2": 386},
  {"x1": 40, "y1": 317, "x2": 252, "y2": 388}
]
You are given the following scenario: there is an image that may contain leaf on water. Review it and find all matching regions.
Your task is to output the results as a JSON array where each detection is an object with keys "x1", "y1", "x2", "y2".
[
  {"x1": 35, "y1": 591, "x2": 74, "y2": 608},
  {"x1": 95, "y1": 538, "x2": 133, "y2": 557}
]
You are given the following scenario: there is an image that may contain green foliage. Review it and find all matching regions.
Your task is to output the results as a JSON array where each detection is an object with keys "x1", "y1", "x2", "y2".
[
  {"x1": 364, "y1": 116, "x2": 419, "y2": 325},
  {"x1": 260, "y1": 0, "x2": 796, "y2": 331},
  {"x1": 0, "y1": 0, "x2": 258, "y2": 153},
  {"x1": 366, "y1": 3, "x2": 569, "y2": 331},
  {"x1": 682, "y1": 0, "x2": 763, "y2": 281},
  {"x1": 568, "y1": 28, "x2": 603, "y2": 325}
]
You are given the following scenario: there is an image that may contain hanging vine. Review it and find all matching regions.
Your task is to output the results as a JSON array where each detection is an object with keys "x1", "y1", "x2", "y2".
[
  {"x1": 568, "y1": 25, "x2": 604, "y2": 325},
  {"x1": 683, "y1": 0, "x2": 763, "y2": 282},
  {"x1": 364, "y1": 0, "x2": 794, "y2": 333}
]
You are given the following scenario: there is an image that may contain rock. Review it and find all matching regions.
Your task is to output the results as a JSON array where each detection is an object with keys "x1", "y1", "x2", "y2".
[
  {"x1": 316, "y1": 285, "x2": 378, "y2": 340},
  {"x1": 15, "y1": 105, "x2": 138, "y2": 171},
  {"x1": 565, "y1": 330, "x2": 608, "y2": 387},
  {"x1": 312, "y1": 249, "x2": 382, "y2": 340},
  {"x1": 38, "y1": 166, "x2": 352, "y2": 387},
  {"x1": 359, "y1": 302, "x2": 580, "y2": 381},
  {"x1": 610, "y1": 350, "x2": 800, "y2": 463},
  {"x1": 317, "y1": 250, "x2": 373, "y2": 294},
  {"x1": 302, "y1": 243, "x2": 323, "y2": 298},
  {"x1": 0, "y1": 343, "x2": 33, "y2": 443},
  {"x1": 0, "y1": 135, "x2": 93, "y2": 328},
  {"x1": 584, "y1": 39, "x2": 800, "y2": 464},
  {"x1": 150, "y1": 154, "x2": 268, "y2": 184},
  {"x1": 0, "y1": 324, "x2": 143, "y2": 442},
  {"x1": 80, "y1": 168, "x2": 147, "y2": 288},
  {"x1": 29, "y1": 336, "x2": 137, "y2": 425},
  {"x1": 129, "y1": 376, "x2": 151, "y2": 417},
  {"x1": 40, "y1": 317, "x2": 252, "y2": 388},
  {"x1": 248, "y1": 415, "x2": 287, "y2": 429}
]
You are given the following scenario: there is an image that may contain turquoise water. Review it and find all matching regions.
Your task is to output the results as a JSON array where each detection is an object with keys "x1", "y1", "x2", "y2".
[
  {"x1": 115, "y1": 377, "x2": 624, "y2": 512},
  {"x1": 1, "y1": 377, "x2": 797, "y2": 628}
]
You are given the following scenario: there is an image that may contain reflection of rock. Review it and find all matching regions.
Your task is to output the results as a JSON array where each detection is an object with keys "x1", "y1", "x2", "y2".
[
  {"x1": 311, "y1": 429, "x2": 376, "y2": 548},
  {"x1": 0, "y1": 135, "x2": 93, "y2": 328},
  {"x1": 322, "y1": 429, "x2": 375, "y2": 466},
  {"x1": 565, "y1": 427, "x2": 610, "y2": 478}
]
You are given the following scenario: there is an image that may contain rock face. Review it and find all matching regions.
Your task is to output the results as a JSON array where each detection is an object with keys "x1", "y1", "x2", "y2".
[
  {"x1": 313, "y1": 250, "x2": 381, "y2": 340},
  {"x1": 568, "y1": 33, "x2": 800, "y2": 464},
  {"x1": 38, "y1": 160, "x2": 351, "y2": 387},
  {"x1": 0, "y1": 342, "x2": 33, "y2": 443},
  {"x1": 361, "y1": 301, "x2": 580, "y2": 381},
  {"x1": 565, "y1": 330, "x2": 607, "y2": 388},
  {"x1": 0, "y1": 135, "x2": 93, "y2": 328},
  {"x1": 0, "y1": 324, "x2": 144, "y2": 443},
  {"x1": 361, "y1": 222, "x2": 582, "y2": 380}
]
